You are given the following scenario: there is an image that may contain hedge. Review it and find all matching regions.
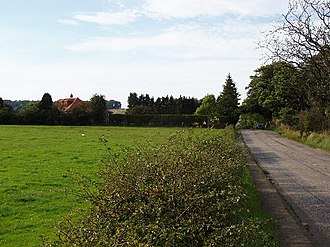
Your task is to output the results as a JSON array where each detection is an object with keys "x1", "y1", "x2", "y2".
[{"x1": 108, "y1": 114, "x2": 208, "y2": 127}]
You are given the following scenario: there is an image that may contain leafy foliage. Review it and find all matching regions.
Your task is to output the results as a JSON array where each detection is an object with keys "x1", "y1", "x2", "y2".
[
  {"x1": 3, "y1": 100, "x2": 30, "y2": 112},
  {"x1": 255, "y1": 0, "x2": 330, "y2": 132},
  {"x1": 243, "y1": 61, "x2": 330, "y2": 132},
  {"x1": 47, "y1": 127, "x2": 277, "y2": 246},
  {"x1": 243, "y1": 62, "x2": 308, "y2": 120},
  {"x1": 91, "y1": 94, "x2": 107, "y2": 125},
  {"x1": 39, "y1": 93, "x2": 53, "y2": 110},
  {"x1": 259, "y1": 0, "x2": 330, "y2": 104},
  {"x1": 235, "y1": 113, "x2": 267, "y2": 130},
  {"x1": 195, "y1": 94, "x2": 217, "y2": 117},
  {"x1": 126, "y1": 105, "x2": 156, "y2": 115},
  {"x1": 0, "y1": 97, "x2": 15, "y2": 124}
]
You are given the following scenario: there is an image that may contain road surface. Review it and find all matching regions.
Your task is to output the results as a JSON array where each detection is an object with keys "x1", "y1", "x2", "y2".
[{"x1": 241, "y1": 130, "x2": 330, "y2": 247}]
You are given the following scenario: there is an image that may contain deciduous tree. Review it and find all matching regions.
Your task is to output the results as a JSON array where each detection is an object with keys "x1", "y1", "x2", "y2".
[
  {"x1": 38, "y1": 93, "x2": 58, "y2": 125},
  {"x1": 195, "y1": 94, "x2": 216, "y2": 116},
  {"x1": 91, "y1": 94, "x2": 107, "y2": 124},
  {"x1": 0, "y1": 97, "x2": 14, "y2": 124},
  {"x1": 259, "y1": 0, "x2": 330, "y2": 105},
  {"x1": 39, "y1": 93, "x2": 53, "y2": 110}
]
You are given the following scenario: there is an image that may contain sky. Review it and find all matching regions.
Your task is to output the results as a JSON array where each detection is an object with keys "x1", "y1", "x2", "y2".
[{"x1": 0, "y1": 0, "x2": 289, "y2": 107}]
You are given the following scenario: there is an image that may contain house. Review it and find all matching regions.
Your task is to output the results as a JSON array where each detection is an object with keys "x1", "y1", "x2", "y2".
[{"x1": 55, "y1": 94, "x2": 86, "y2": 113}]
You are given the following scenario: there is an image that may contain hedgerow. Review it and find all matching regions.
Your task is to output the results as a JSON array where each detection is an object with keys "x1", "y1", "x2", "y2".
[
  {"x1": 108, "y1": 114, "x2": 208, "y2": 127},
  {"x1": 47, "y1": 127, "x2": 276, "y2": 246}
]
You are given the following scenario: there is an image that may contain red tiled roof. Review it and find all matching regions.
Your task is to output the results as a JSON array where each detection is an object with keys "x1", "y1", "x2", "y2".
[{"x1": 55, "y1": 97, "x2": 83, "y2": 112}]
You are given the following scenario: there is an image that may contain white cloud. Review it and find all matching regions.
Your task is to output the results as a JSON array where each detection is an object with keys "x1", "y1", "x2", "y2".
[
  {"x1": 58, "y1": 19, "x2": 79, "y2": 26},
  {"x1": 144, "y1": 0, "x2": 288, "y2": 18},
  {"x1": 1, "y1": 0, "x2": 282, "y2": 105},
  {"x1": 64, "y1": 21, "x2": 267, "y2": 61},
  {"x1": 65, "y1": 28, "x2": 207, "y2": 53},
  {"x1": 73, "y1": 10, "x2": 138, "y2": 26},
  {"x1": 64, "y1": 0, "x2": 288, "y2": 28}
]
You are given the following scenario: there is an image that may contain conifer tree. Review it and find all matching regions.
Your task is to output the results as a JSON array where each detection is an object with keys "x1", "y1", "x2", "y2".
[{"x1": 217, "y1": 74, "x2": 240, "y2": 124}]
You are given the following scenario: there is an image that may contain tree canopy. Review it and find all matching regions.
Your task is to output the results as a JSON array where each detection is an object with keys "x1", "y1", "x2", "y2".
[
  {"x1": 39, "y1": 93, "x2": 53, "y2": 110},
  {"x1": 195, "y1": 94, "x2": 216, "y2": 117},
  {"x1": 259, "y1": 0, "x2": 330, "y2": 106},
  {"x1": 127, "y1": 93, "x2": 200, "y2": 115},
  {"x1": 91, "y1": 94, "x2": 107, "y2": 124}
]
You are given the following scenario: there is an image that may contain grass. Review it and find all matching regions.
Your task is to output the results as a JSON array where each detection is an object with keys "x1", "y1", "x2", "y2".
[
  {"x1": 0, "y1": 125, "x2": 277, "y2": 246},
  {"x1": 276, "y1": 126, "x2": 330, "y2": 152},
  {"x1": 0, "y1": 125, "x2": 179, "y2": 246}
]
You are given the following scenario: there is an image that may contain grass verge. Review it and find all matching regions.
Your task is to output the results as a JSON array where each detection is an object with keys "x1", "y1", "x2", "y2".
[{"x1": 276, "y1": 126, "x2": 330, "y2": 152}]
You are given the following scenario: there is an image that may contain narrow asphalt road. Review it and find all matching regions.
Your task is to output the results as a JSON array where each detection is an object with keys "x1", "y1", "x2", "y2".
[{"x1": 241, "y1": 130, "x2": 330, "y2": 247}]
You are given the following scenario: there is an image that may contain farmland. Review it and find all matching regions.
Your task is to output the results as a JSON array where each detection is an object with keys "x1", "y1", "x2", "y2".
[{"x1": 0, "y1": 126, "x2": 176, "y2": 246}]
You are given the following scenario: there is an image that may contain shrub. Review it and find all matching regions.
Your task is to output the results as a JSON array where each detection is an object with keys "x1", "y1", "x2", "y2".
[
  {"x1": 304, "y1": 106, "x2": 329, "y2": 133},
  {"x1": 47, "y1": 127, "x2": 276, "y2": 246}
]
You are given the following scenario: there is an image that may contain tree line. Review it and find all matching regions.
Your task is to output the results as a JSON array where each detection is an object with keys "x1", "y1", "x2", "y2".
[
  {"x1": 127, "y1": 93, "x2": 200, "y2": 115},
  {"x1": 0, "y1": 93, "x2": 110, "y2": 125},
  {"x1": 0, "y1": 74, "x2": 242, "y2": 127},
  {"x1": 125, "y1": 74, "x2": 241, "y2": 127}
]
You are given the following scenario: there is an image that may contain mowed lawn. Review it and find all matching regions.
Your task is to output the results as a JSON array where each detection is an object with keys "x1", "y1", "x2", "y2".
[{"x1": 0, "y1": 125, "x2": 181, "y2": 246}]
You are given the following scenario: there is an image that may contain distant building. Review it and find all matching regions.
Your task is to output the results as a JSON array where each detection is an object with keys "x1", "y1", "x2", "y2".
[
  {"x1": 55, "y1": 94, "x2": 121, "y2": 113},
  {"x1": 106, "y1": 100, "x2": 122, "y2": 109},
  {"x1": 55, "y1": 94, "x2": 87, "y2": 113}
]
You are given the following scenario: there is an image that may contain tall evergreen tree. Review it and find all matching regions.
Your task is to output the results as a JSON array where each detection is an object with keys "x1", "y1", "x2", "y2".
[{"x1": 217, "y1": 74, "x2": 240, "y2": 124}]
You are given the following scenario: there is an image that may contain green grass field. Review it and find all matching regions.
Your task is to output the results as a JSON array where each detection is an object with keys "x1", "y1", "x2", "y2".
[
  {"x1": 0, "y1": 125, "x2": 276, "y2": 246},
  {"x1": 0, "y1": 125, "x2": 181, "y2": 246}
]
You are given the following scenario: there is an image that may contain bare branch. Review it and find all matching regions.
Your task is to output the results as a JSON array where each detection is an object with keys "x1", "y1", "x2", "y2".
[{"x1": 258, "y1": 0, "x2": 330, "y2": 104}]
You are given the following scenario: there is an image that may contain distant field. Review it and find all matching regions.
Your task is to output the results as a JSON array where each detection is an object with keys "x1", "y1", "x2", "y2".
[{"x1": 0, "y1": 125, "x2": 182, "y2": 246}]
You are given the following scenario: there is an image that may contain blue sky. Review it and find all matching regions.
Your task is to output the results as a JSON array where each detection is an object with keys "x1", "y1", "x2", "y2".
[{"x1": 0, "y1": 0, "x2": 288, "y2": 107}]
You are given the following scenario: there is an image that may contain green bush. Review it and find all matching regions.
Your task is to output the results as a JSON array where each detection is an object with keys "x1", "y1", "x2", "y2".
[
  {"x1": 47, "y1": 127, "x2": 276, "y2": 246},
  {"x1": 304, "y1": 106, "x2": 329, "y2": 132}
]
